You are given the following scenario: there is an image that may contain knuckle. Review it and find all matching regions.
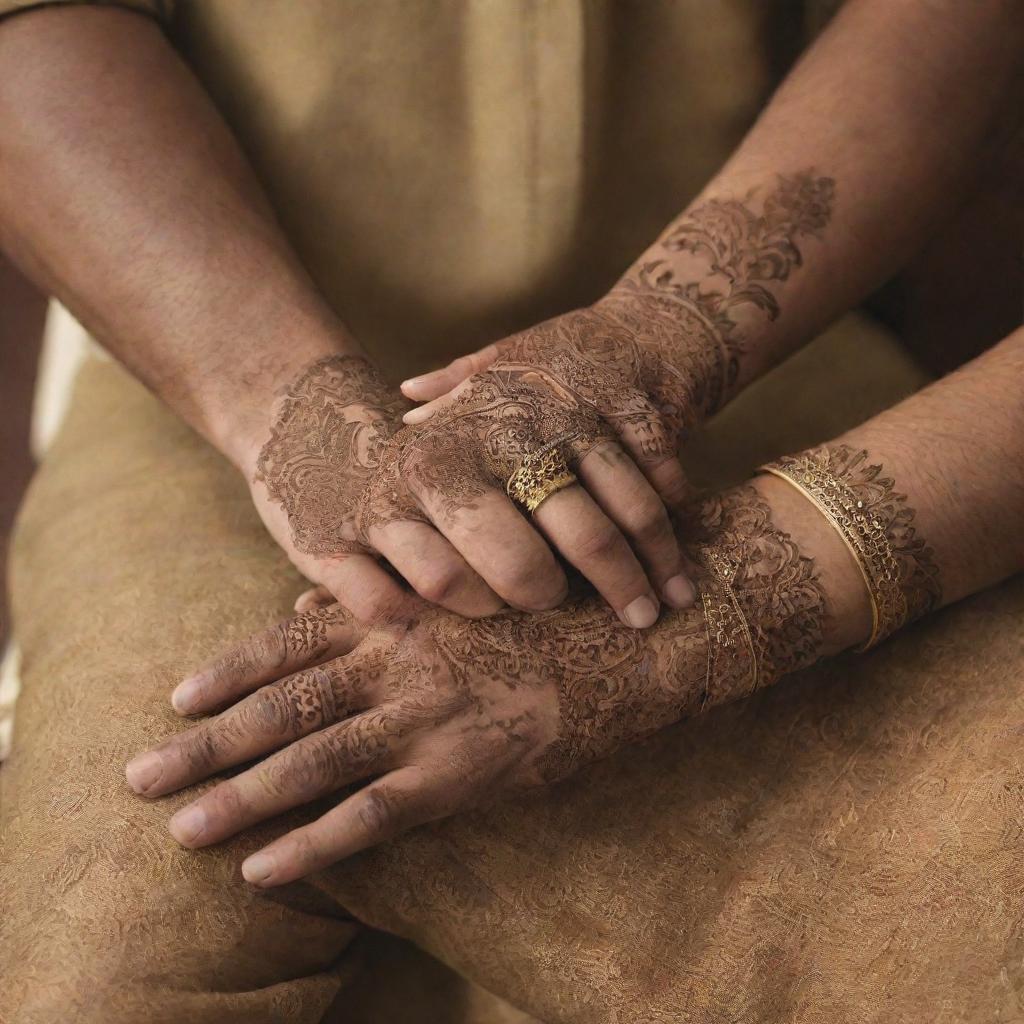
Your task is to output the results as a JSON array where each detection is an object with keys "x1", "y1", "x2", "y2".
[
  {"x1": 211, "y1": 628, "x2": 285, "y2": 685},
  {"x1": 357, "y1": 786, "x2": 400, "y2": 836},
  {"x1": 209, "y1": 783, "x2": 249, "y2": 825},
  {"x1": 655, "y1": 465, "x2": 690, "y2": 506},
  {"x1": 290, "y1": 828, "x2": 324, "y2": 871},
  {"x1": 180, "y1": 725, "x2": 223, "y2": 774},
  {"x1": 496, "y1": 560, "x2": 565, "y2": 608},
  {"x1": 241, "y1": 686, "x2": 293, "y2": 736},
  {"x1": 414, "y1": 564, "x2": 464, "y2": 606},
  {"x1": 573, "y1": 522, "x2": 623, "y2": 563},
  {"x1": 626, "y1": 499, "x2": 672, "y2": 546}
]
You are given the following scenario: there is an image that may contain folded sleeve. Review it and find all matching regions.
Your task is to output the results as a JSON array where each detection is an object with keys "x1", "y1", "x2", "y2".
[{"x1": 0, "y1": 0, "x2": 172, "y2": 27}]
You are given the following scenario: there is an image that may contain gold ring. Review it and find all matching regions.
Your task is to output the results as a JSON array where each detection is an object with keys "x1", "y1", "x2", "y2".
[{"x1": 506, "y1": 446, "x2": 577, "y2": 514}]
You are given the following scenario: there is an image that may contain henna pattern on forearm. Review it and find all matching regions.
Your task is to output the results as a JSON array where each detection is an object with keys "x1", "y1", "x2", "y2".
[
  {"x1": 255, "y1": 355, "x2": 413, "y2": 555},
  {"x1": 619, "y1": 171, "x2": 836, "y2": 399}
]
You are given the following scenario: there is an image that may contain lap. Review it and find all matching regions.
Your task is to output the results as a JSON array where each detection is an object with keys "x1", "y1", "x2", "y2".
[{"x1": 4, "y1": 319, "x2": 1021, "y2": 1023}]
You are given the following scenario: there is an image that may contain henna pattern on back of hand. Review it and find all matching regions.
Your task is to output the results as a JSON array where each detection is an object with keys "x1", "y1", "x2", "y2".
[
  {"x1": 359, "y1": 483, "x2": 830, "y2": 787},
  {"x1": 255, "y1": 355, "x2": 413, "y2": 556},
  {"x1": 356, "y1": 173, "x2": 835, "y2": 537}
]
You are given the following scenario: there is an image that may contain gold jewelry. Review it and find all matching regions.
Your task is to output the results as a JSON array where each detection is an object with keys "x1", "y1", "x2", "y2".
[
  {"x1": 760, "y1": 452, "x2": 905, "y2": 650},
  {"x1": 506, "y1": 445, "x2": 577, "y2": 515},
  {"x1": 696, "y1": 545, "x2": 759, "y2": 708}
]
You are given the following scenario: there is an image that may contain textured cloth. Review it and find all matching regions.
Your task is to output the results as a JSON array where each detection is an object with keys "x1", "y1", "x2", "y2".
[{"x1": 7, "y1": 315, "x2": 1023, "y2": 1022}]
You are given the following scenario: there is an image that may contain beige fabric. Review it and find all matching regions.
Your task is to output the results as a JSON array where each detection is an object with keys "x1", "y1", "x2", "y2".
[{"x1": 8, "y1": 314, "x2": 1022, "y2": 1023}]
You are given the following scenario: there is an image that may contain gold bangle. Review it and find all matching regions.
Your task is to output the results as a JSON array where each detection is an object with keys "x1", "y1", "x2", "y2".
[
  {"x1": 696, "y1": 545, "x2": 760, "y2": 709},
  {"x1": 759, "y1": 452, "x2": 905, "y2": 650}
]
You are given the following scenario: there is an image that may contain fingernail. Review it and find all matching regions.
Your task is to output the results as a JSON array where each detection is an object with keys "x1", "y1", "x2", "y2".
[
  {"x1": 402, "y1": 407, "x2": 429, "y2": 425},
  {"x1": 125, "y1": 752, "x2": 163, "y2": 794},
  {"x1": 169, "y1": 805, "x2": 207, "y2": 845},
  {"x1": 663, "y1": 574, "x2": 696, "y2": 609},
  {"x1": 242, "y1": 852, "x2": 275, "y2": 885},
  {"x1": 401, "y1": 375, "x2": 427, "y2": 390},
  {"x1": 171, "y1": 677, "x2": 202, "y2": 715},
  {"x1": 622, "y1": 595, "x2": 658, "y2": 629}
]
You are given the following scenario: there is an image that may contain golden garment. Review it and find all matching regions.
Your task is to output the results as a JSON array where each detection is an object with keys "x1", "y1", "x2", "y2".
[{"x1": 1, "y1": 2, "x2": 1022, "y2": 1022}]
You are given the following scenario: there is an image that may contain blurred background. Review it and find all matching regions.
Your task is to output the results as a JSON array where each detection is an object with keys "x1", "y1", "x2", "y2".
[{"x1": 0, "y1": 257, "x2": 45, "y2": 649}]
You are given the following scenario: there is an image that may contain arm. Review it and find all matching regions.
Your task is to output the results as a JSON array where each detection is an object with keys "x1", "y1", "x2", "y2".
[
  {"x1": 126, "y1": 326, "x2": 1024, "y2": 884},
  {"x1": 413, "y1": 0, "x2": 1024, "y2": 405},
  {"x1": 355, "y1": 0, "x2": 1024, "y2": 632},
  {"x1": 0, "y1": 5, "x2": 499, "y2": 621}
]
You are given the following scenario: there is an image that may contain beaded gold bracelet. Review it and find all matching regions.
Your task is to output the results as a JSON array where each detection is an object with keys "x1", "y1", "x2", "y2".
[{"x1": 759, "y1": 451, "x2": 906, "y2": 650}]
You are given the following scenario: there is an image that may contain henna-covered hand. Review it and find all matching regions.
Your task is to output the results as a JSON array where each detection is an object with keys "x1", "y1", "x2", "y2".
[
  {"x1": 128, "y1": 483, "x2": 840, "y2": 887},
  {"x1": 248, "y1": 354, "x2": 504, "y2": 625},
  {"x1": 374, "y1": 172, "x2": 836, "y2": 629}
]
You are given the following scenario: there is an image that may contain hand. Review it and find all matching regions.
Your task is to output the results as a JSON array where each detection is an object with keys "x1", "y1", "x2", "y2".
[
  {"x1": 127, "y1": 482, "x2": 833, "y2": 886},
  {"x1": 128, "y1": 593, "x2": 711, "y2": 886},
  {"x1": 245, "y1": 353, "x2": 505, "y2": 627},
  {"x1": 355, "y1": 290, "x2": 727, "y2": 628}
]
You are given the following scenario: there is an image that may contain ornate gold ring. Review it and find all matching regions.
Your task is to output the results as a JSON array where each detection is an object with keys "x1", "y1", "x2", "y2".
[{"x1": 506, "y1": 444, "x2": 578, "y2": 515}]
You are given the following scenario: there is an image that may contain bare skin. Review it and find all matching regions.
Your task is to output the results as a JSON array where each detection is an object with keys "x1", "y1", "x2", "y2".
[
  {"x1": 128, "y1": 328, "x2": 1024, "y2": 884},
  {"x1": 1, "y1": 2, "x2": 1021, "y2": 628}
]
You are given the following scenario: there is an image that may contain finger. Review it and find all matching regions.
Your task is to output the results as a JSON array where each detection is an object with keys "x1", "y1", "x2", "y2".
[
  {"x1": 170, "y1": 604, "x2": 364, "y2": 717},
  {"x1": 576, "y1": 440, "x2": 695, "y2": 608},
  {"x1": 129, "y1": 662, "x2": 372, "y2": 798},
  {"x1": 294, "y1": 585, "x2": 334, "y2": 614},
  {"x1": 166, "y1": 705, "x2": 401, "y2": 849},
  {"x1": 309, "y1": 552, "x2": 411, "y2": 627},
  {"x1": 531, "y1": 484, "x2": 660, "y2": 628},
  {"x1": 400, "y1": 342, "x2": 507, "y2": 403},
  {"x1": 367, "y1": 519, "x2": 504, "y2": 618},
  {"x1": 241, "y1": 765, "x2": 457, "y2": 886},
  {"x1": 412, "y1": 485, "x2": 568, "y2": 612},
  {"x1": 608, "y1": 396, "x2": 692, "y2": 509}
]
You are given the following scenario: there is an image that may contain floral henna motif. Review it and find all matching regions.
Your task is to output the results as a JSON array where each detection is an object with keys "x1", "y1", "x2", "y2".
[
  {"x1": 151, "y1": 483, "x2": 845, "y2": 868},
  {"x1": 357, "y1": 300, "x2": 723, "y2": 529},
  {"x1": 255, "y1": 355, "x2": 411, "y2": 556},
  {"x1": 282, "y1": 604, "x2": 352, "y2": 664},
  {"x1": 623, "y1": 171, "x2": 836, "y2": 396}
]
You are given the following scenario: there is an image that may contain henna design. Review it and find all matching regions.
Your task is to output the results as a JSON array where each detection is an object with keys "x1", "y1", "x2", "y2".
[
  {"x1": 623, "y1": 171, "x2": 836, "y2": 394},
  {"x1": 158, "y1": 450, "x2": 944, "y2": 874},
  {"x1": 255, "y1": 355, "x2": 412, "y2": 556},
  {"x1": 358, "y1": 299, "x2": 724, "y2": 530},
  {"x1": 282, "y1": 604, "x2": 352, "y2": 664},
  {"x1": 358, "y1": 174, "x2": 834, "y2": 537},
  {"x1": 356, "y1": 484, "x2": 829, "y2": 787}
]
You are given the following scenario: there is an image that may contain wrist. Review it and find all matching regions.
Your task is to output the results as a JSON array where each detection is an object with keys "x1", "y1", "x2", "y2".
[
  {"x1": 594, "y1": 285, "x2": 734, "y2": 429},
  {"x1": 202, "y1": 325, "x2": 375, "y2": 477},
  {"x1": 749, "y1": 473, "x2": 872, "y2": 656}
]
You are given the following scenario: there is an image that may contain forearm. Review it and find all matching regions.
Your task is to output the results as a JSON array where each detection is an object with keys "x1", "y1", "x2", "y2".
[
  {"x1": 0, "y1": 6, "x2": 362, "y2": 469},
  {"x1": 722, "y1": 326, "x2": 1024, "y2": 699},
  {"x1": 616, "y1": 0, "x2": 1024, "y2": 402}
]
